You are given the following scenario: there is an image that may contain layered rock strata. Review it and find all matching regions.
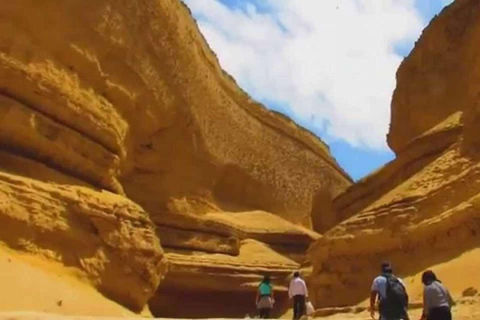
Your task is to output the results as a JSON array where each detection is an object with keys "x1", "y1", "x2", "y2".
[
  {"x1": 0, "y1": 167, "x2": 165, "y2": 311},
  {"x1": 0, "y1": 0, "x2": 350, "y2": 229},
  {"x1": 0, "y1": 0, "x2": 351, "y2": 316},
  {"x1": 309, "y1": 0, "x2": 480, "y2": 308},
  {"x1": 151, "y1": 210, "x2": 319, "y2": 317}
]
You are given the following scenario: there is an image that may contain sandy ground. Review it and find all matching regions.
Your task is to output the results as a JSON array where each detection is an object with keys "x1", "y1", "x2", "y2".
[
  {"x1": 402, "y1": 248, "x2": 480, "y2": 300},
  {"x1": 0, "y1": 246, "x2": 141, "y2": 317},
  {"x1": 321, "y1": 247, "x2": 480, "y2": 320},
  {"x1": 319, "y1": 301, "x2": 480, "y2": 320},
  {"x1": 1, "y1": 245, "x2": 479, "y2": 319},
  {"x1": 0, "y1": 304, "x2": 479, "y2": 320}
]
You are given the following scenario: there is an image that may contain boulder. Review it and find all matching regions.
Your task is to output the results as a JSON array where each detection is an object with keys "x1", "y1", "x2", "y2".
[{"x1": 0, "y1": 168, "x2": 165, "y2": 311}]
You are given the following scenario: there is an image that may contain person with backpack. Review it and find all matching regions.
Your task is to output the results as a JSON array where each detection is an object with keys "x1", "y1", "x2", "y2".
[
  {"x1": 256, "y1": 275, "x2": 274, "y2": 318},
  {"x1": 370, "y1": 262, "x2": 409, "y2": 320},
  {"x1": 419, "y1": 270, "x2": 453, "y2": 320},
  {"x1": 289, "y1": 271, "x2": 309, "y2": 320}
]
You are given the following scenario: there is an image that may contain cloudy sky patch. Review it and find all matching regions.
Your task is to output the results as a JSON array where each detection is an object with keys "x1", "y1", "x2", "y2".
[{"x1": 183, "y1": 0, "x2": 454, "y2": 178}]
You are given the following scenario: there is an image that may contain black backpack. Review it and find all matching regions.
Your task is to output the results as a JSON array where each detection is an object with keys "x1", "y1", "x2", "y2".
[{"x1": 381, "y1": 275, "x2": 409, "y2": 318}]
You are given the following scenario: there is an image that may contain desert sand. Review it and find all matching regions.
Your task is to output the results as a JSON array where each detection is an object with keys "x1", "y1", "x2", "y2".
[{"x1": 0, "y1": 245, "x2": 141, "y2": 317}]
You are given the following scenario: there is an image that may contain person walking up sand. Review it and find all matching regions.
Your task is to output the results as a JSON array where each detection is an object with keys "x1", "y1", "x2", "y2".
[
  {"x1": 419, "y1": 270, "x2": 453, "y2": 320},
  {"x1": 289, "y1": 271, "x2": 309, "y2": 320},
  {"x1": 370, "y1": 262, "x2": 409, "y2": 320},
  {"x1": 256, "y1": 275, "x2": 274, "y2": 319}
]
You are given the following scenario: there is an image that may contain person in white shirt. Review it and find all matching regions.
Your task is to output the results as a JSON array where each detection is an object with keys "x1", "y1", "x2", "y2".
[
  {"x1": 288, "y1": 271, "x2": 308, "y2": 320},
  {"x1": 420, "y1": 270, "x2": 453, "y2": 320}
]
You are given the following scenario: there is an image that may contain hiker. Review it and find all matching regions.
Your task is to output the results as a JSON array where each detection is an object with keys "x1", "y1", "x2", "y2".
[
  {"x1": 420, "y1": 270, "x2": 453, "y2": 320},
  {"x1": 256, "y1": 275, "x2": 274, "y2": 319},
  {"x1": 289, "y1": 271, "x2": 309, "y2": 320},
  {"x1": 370, "y1": 262, "x2": 409, "y2": 320}
]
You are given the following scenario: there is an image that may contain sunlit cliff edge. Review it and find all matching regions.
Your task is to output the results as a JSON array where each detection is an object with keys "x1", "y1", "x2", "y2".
[{"x1": 0, "y1": 0, "x2": 351, "y2": 317}]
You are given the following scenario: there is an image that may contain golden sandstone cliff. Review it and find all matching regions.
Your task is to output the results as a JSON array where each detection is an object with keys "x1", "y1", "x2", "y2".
[
  {"x1": 2, "y1": 0, "x2": 480, "y2": 318},
  {"x1": 0, "y1": 0, "x2": 351, "y2": 317},
  {"x1": 309, "y1": 0, "x2": 480, "y2": 312}
]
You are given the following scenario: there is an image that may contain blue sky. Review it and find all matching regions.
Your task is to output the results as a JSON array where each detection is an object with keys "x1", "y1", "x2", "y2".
[
  {"x1": 332, "y1": 0, "x2": 454, "y2": 180},
  {"x1": 184, "y1": 0, "x2": 453, "y2": 180}
]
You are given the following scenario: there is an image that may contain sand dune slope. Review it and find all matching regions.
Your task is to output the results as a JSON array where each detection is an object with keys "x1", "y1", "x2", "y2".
[{"x1": 0, "y1": 247, "x2": 141, "y2": 317}]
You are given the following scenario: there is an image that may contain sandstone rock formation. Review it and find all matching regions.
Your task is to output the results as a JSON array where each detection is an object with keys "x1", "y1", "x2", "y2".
[
  {"x1": 0, "y1": 155, "x2": 166, "y2": 311},
  {"x1": 2, "y1": 0, "x2": 480, "y2": 318},
  {"x1": 0, "y1": 0, "x2": 351, "y2": 316},
  {"x1": 151, "y1": 210, "x2": 320, "y2": 317},
  {"x1": 309, "y1": 0, "x2": 480, "y2": 309}
]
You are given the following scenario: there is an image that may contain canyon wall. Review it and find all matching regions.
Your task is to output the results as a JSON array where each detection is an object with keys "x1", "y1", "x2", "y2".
[
  {"x1": 0, "y1": 0, "x2": 351, "y2": 316},
  {"x1": 6, "y1": 0, "x2": 477, "y2": 315},
  {"x1": 309, "y1": 0, "x2": 480, "y2": 308}
]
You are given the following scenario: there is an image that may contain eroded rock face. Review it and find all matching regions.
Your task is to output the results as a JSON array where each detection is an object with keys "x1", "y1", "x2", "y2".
[
  {"x1": 0, "y1": 0, "x2": 350, "y2": 226},
  {"x1": 309, "y1": 0, "x2": 480, "y2": 308},
  {"x1": 0, "y1": 159, "x2": 166, "y2": 311},
  {"x1": 0, "y1": 0, "x2": 351, "y2": 315},
  {"x1": 388, "y1": 0, "x2": 480, "y2": 154},
  {"x1": 151, "y1": 210, "x2": 321, "y2": 317}
]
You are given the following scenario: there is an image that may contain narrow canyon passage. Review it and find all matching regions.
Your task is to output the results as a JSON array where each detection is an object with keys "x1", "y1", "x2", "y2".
[{"x1": 1, "y1": 0, "x2": 480, "y2": 319}]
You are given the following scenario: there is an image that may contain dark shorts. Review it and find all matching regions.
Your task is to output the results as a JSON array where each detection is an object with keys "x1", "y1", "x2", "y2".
[
  {"x1": 379, "y1": 301, "x2": 408, "y2": 320},
  {"x1": 428, "y1": 306, "x2": 451, "y2": 320}
]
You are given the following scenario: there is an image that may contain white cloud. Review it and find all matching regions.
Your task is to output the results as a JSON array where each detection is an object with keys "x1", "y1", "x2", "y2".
[{"x1": 183, "y1": 0, "x2": 431, "y2": 149}]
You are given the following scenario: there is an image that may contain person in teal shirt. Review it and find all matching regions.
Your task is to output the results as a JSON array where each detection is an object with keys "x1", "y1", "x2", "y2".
[{"x1": 256, "y1": 275, "x2": 275, "y2": 318}]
